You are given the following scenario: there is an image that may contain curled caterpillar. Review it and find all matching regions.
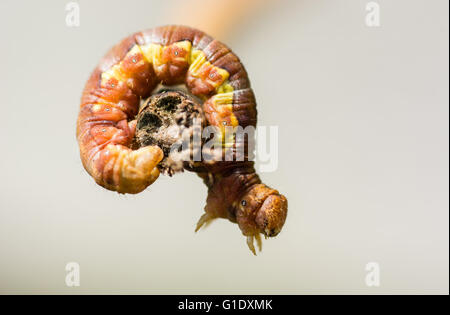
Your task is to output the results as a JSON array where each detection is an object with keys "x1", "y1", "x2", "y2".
[{"x1": 77, "y1": 25, "x2": 287, "y2": 254}]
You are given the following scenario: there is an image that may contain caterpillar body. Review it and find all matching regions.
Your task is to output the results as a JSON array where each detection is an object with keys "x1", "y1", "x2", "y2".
[{"x1": 77, "y1": 25, "x2": 287, "y2": 254}]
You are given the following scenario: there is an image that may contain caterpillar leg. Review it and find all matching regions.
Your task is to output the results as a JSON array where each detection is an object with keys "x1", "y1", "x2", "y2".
[
  {"x1": 246, "y1": 234, "x2": 262, "y2": 255},
  {"x1": 195, "y1": 213, "x2": 216, "y2": 232}
]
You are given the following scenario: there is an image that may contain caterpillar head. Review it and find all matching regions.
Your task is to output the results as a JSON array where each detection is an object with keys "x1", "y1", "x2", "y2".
[{"x1": 237, "y1": 184, "x2": 288, "y2": 238}]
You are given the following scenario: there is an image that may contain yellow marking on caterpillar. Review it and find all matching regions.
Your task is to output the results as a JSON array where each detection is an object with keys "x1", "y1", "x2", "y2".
[
  {"x1": 101, "y1": 42, "x2": 239, "y2": 140},
  {"x1": 139, "y1": 43, "x2": 162, "y2": 64},
  {"x1": 101, "y1": 43, "x2": 232, "y2": 96},
  {"x1": 209, "y1": 91, "x2": 239, "y2": 148},
  {"x1": 213, "y1": 92, "x2": 233, "y2": 106},
  {"x1": 140, "y1": 41, "x2": 192, "y2": 69},
  {"x1": 212, "y1": 92, "x2": 239, "y2": 128},
  {"x1": 188, "y1": 51, "x2": 238, "y2": 146},
  {"x1": 101, "y1": 45, "x2": 144, "y2": 85},
  {"x1": 217, "y1": 81, "x2": 234, "y2": 94},
  {"x1": 215, "y1": 82, "x2": 237, "y2": 145},
  {"x1": 189, "y1": 49, "x2": 206, "y2": 72},
  {"x1": 173, "y1": 41, "x2": 192, "y2": 60},
  {"x1": 101, "y1": 64, "x2": 126, "y2": 84},
  {"x1": 188, "y1": 49, "x2": 230, "y2": 92},
  {"x1": 102, "y1": 42, "x2": 193, "y2": 86}
]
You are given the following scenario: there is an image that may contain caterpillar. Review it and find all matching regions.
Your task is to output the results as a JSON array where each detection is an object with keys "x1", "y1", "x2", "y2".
[{"x1": 77, "y1": 25, "x2": 287, "y2": 254}]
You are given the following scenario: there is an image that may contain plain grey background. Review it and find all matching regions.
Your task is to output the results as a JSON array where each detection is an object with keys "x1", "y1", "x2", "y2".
[{"x1": 0, "y1": 0, "x2": 448, "y2": 294}]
